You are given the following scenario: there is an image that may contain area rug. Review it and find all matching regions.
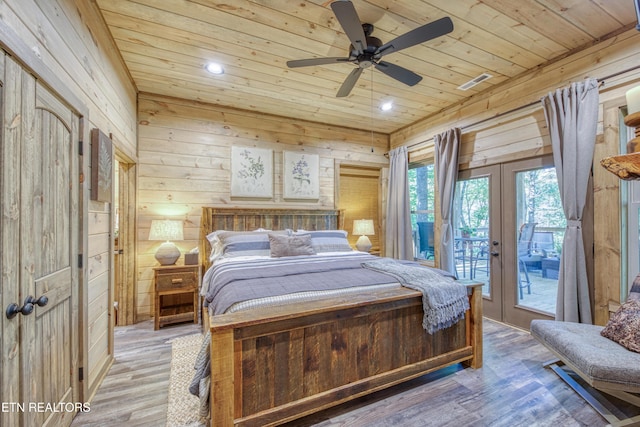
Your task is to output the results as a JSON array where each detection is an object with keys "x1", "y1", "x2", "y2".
[{"x1": 166, "y1": 333, "x2": 206, "y2": 427}]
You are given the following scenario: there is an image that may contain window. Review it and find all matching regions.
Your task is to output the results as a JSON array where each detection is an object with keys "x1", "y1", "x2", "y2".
[{"x1": 409, "y1": 163, "x2": 435, "y2": 261}]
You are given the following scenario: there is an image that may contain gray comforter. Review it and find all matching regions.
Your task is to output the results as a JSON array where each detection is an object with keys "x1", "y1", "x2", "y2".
[{"x1": 202, "y1": 252, "x2": 403, "y2": 315}]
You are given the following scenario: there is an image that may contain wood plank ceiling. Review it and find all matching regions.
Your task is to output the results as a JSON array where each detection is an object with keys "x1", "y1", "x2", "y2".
[{"x1": 95, "y1": 0, "x2": 637, "y2": 134}]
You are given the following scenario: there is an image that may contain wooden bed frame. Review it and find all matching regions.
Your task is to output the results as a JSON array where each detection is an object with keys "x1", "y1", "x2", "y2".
[{"x1": 200, "y1": 208, "x2": 483, "y2": 427}]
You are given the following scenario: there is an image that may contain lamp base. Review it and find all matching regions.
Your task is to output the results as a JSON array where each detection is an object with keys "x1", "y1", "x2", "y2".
[
  {"x1": 356, "y1": 235, "x2": 372, "y2": 252},
  {"x1": 155, "y1": 241, "x2": 180, "y2": 265}
]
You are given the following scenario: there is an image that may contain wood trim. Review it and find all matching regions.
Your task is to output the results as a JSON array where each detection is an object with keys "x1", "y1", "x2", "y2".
[
  {"x1": 594, "y1": 98, "x2": 625, "y2": 325},
  {"x1": 114, "y1": 152, "x2": 137, "y2": 326}
]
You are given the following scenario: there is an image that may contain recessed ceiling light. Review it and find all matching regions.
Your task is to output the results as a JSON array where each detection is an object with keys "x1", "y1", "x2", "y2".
[
  {"x1": 205, "y1": 62, "x2": 224, "y2": 75},
  {"x1": 380, "y1": 101, "x2": 393, "y2": 111}
]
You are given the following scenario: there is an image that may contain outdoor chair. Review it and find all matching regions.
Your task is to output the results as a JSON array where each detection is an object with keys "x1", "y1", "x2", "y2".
[
  {"x1": 417, "y1": 221, "x2": 435, "y2": 260},
  {"x1": 517, "y1": 223, "x2": 537, "y2": 299}
]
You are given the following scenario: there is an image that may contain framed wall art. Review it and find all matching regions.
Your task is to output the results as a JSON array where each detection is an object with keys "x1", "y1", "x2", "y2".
[
  {"x1": 90, "y1": 128, "x2": 113, "y2": 203},
  {"x1": 283, "y1": 151, "x2": 319, "y2": 200},
  {"x1": 231, "y1": 146, "x2": 273, "y2": 198}
]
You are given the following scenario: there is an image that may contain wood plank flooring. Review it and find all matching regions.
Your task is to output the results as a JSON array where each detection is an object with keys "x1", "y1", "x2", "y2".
[
  {"x1": 71, "y1": 318, "x2": 619, "y2": 427},
  {"x1": 71, "y1": 320, "x2": 200, "y2": 427}
]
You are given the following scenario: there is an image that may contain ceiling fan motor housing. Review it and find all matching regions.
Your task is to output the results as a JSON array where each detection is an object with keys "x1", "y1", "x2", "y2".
[{"x1": 349, "y1": 28, "x2": 382, "y2": 68}]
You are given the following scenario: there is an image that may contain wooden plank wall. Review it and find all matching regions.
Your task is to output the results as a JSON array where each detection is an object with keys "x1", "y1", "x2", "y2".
[
  {"x1": 0, "y1": 0, "x2": 137, "y2": 401},
  {"x1": 391, "y1": 28, "x2": 640, "y2": 325},
  {"x1": 137, "y1": 94, "x2": 389, "y2": 319}
]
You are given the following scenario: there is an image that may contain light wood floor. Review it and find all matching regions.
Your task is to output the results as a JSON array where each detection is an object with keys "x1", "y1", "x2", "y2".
[{"x1": 71, "y1": 318, "x2": 626, "y2": 427}]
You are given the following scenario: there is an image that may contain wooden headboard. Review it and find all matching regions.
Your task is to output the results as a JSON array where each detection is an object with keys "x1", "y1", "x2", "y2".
[{"x1": 199, "y1": 208, "x2": 344, "y2": 269}]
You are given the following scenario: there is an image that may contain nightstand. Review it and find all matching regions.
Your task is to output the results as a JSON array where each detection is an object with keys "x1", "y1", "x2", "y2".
[{"x1": 153, "y1": 264, "x2": 199, "y2": 330}]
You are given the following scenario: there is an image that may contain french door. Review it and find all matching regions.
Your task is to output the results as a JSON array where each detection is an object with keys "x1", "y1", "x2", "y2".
[{"x1": 456, "y1": 156, "x2": 558, "y2": 329}]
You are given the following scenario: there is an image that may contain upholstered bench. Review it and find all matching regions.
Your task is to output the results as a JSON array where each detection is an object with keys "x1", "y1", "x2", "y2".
[{"x1": 531, "y1": 319, "x2": 640, "y2": 426}]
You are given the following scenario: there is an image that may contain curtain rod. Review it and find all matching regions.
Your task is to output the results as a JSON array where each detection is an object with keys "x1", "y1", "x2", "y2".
[{"x1": 402, "y1": 64, "x2": 640, "y2": 152}]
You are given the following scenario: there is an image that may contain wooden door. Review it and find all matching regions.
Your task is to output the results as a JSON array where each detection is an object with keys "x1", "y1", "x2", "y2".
[{"x1": 1, "y1": 54, "x2": 80, "y2": 427}]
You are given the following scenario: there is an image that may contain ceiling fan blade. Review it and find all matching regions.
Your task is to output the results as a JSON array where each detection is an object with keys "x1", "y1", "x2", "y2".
[
  {"x1": 375, "y1": 17, "x2": 453, "y2": 58},
  {"x1": 331, "y1": 1, "x2": 367, "y2": 55},
  {"x1": 375, "y1": 61, "x2": 422, "y2": 86},
  {"x1": 336, "y1": 67, "x2": 363, "y2": 97},
  {"x1": 286, "y1": 57, "x2": 350, "y2": 68}
]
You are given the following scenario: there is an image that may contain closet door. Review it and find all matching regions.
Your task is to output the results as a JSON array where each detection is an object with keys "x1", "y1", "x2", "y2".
[{"x1": 1, "y1": 54, "x2": 80, "y2": 427}]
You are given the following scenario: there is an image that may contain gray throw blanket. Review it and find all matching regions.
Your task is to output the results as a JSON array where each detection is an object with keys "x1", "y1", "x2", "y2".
[{"x1": 361, "y1": 258, "x2": 469, "y2": 334}]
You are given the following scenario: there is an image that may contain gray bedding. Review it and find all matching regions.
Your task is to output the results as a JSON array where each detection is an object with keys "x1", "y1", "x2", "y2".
[{"x1": 203, "y1": 252, "x2": 406, "y2": 315}]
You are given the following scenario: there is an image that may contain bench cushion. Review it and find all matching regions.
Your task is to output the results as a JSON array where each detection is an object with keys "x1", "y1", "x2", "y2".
[{"x1": 531, "y1": 319, "x2": 640, "y2": 392}]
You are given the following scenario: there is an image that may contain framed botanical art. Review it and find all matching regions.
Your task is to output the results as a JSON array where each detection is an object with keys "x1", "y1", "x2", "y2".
[
  {"x1": 283, "y1": 151, "x2": 320, "y2": 200},
  {"x1": 90, "y1": 128, "x2": 113, "y2": 203},
  {"x1": 231, "y1": 146, "x2": 273, "y2": 198}
]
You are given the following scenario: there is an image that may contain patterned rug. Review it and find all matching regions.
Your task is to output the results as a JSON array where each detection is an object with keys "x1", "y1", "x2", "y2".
[{"x1": 166, "y1": 333, "x2": 206, "y2": 427}]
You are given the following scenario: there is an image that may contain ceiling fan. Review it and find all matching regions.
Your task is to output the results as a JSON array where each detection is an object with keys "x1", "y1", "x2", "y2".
[{"x1": 286, "y1": 0, "x2": 454, "y2": 97}]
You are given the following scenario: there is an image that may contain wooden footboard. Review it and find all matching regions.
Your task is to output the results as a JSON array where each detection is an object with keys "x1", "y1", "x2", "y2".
[{"x1": 208, "y1": 283, "x2": 482, "y2": 426}]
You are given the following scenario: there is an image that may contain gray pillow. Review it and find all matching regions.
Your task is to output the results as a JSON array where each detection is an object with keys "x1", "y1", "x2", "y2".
[{"x1": 269, "y1": 233, "x2": 315, "y2": 257}]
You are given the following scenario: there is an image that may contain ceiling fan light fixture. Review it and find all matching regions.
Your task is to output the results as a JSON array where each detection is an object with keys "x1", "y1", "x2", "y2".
[{"x1": 205, "y1": 62, "x2": 224, "y2": 75}]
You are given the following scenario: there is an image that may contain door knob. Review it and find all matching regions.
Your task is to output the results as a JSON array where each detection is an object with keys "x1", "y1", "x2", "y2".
[
  {"x1": 5, "y1": 300, "x2": 34, "y2": 319},
  {"x1": 26, "y1": 295, "x2": 49, "y2": 307},
  {"x1": 5, "y1": 295, "x2": 48, "y2": 319},
  {"x1": 491, "y1": 251, "x2": 500, "y2": 257}
]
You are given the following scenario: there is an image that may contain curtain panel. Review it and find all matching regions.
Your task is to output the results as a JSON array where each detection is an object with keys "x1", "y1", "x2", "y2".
[
  {"x1": 434, "y1": 128, "x2": 461, "y2": 276},
  {"x1": 542, "y1": 77, "x2": 599, "y2": 323},
  {"x1": 385, "y1": 146, "x2": 414, "y2": 260}
]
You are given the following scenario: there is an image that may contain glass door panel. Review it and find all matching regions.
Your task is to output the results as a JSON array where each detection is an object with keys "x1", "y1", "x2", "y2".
[
  {"x1": 514, "y1": 167, "x2": 564, "y2": 314},
  {"x1": 456, "y1": 165, "x2": 501, "y2": 321},
  {"x1": 502, "y1": 156, "x2": 556, "y2": 328}
]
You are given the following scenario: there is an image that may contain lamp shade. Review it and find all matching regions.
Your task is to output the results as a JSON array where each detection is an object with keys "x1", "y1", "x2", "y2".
[
  {"x1": 353, "y1": 219, "x2": 375, "y2": 236},
  {"x1": 149, "y1": 220, "x2": 184, "y2": 241},
  {"x1": 149, "y1": 220, "x2": 184, "y2": 265},
  {"x1": 627, "y1": 86, "x2": 640, "y2": 115}
]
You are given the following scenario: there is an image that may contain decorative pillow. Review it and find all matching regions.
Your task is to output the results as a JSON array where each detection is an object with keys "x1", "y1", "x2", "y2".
[
  {"x1": 216, "y1": 230, "x2": 287, "y2": 258},
  {"x1": 206, "y1": 231, "x2": 225, "y2": 261},
  {"x1": 296, "y1": 230, "x2": 352, "y2": 253},
  {"x1": 269, "y1": 233, "x2": 315, "y2": 257},
  {"x1": 601, "y1": 299, "x2": 640, "y2": 353}
]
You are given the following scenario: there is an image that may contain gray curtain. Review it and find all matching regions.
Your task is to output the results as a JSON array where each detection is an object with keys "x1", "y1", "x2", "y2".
[
  {"x1": 434, "y1": 128, "x2": 461, "y2": 276},
  {"x1": 385, "y1": 146, "x2": 413, "y2": 260},
  {"x1": 542, "y1": 78, "x2": 599, "y2": 323}
]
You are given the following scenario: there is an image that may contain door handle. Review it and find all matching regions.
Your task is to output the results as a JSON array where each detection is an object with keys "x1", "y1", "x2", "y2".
[
  {"x1": 5, "y1": 295, "x2": 48, "y2": 319},
  {"x1": 26, "y1": 295, "x2": 49, "y2": 307},
  {"x1": 6, "y1": 299, "x2": 34, "y2": 319},
  {"x1": 491, "y1": 251, "x2": 500, "y2": 257}
]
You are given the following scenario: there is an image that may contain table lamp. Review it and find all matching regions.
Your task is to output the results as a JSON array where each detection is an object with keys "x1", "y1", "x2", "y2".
[
  {"x1": 353, "y1": 219, "x2": 375, "y2": 252},
  {"x1": 149, "y1": 219, "x2": 184, "y2": 265}
]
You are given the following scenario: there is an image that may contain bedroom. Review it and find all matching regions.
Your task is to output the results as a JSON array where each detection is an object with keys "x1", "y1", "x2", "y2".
[{"x1": 0, "y1": 0, "x2": 639, "y2": 426}]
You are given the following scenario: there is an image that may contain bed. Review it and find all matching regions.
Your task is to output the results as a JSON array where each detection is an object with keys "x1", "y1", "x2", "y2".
[{"x1": 197, "y1": 208, "x2": 483, "y2": 426}]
